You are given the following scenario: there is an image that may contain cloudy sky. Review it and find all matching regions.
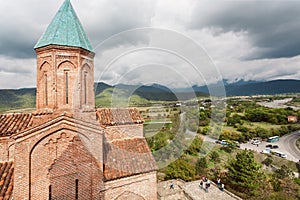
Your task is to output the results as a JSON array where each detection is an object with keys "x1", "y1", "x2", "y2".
[{"x1": 0, "y1": 0, "x2": 300, "y2": 89}]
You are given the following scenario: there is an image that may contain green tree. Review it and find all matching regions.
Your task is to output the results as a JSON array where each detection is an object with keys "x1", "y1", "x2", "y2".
[
  {"x1": 262, "y1": 157, "x2": 273, "y2": 166},
  {"x1": 227, "y1": 150, "x2": 265, "y2": 195},
  {"x1": 210, "y1": 151, "x2": 220, "y2": 163},
  {"x1": 185, "y1": 136, "x2": 203, "y2": 155},
  {"x1": 201, "y1": 126, "x2": 211, "y2": 135},
  {"x1": 274, "y1": 165, "x2": 294, "y2": 179},
  {"x1": 165, "y1": 158, "x2": 195, "y2": 181},
  {"x1": 255, "y1": 127, "x2": 269, "y2": 139},
  {"x1": 227, "y1": 114, "x2": 243, "y2": 126},
  {"x1": 195, "y1": 157, "x2": 208, "y2": 176}
]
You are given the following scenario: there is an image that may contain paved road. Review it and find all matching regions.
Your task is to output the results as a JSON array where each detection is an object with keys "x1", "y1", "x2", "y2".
[
  {"x1": 203, "y1": 130, "x2": 300, "y2": 162},
  {"x1": 240, "y1": 130, "x2": 300, "y2": 162},
  {"x1": 277, "y1": 130, "x2": 300, "y2": 162}
]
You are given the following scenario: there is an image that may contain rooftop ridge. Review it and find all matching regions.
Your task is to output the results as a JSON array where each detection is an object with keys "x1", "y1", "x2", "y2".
[{"x1": 34, "y1": 0, "x2": 93, "y2": 52}]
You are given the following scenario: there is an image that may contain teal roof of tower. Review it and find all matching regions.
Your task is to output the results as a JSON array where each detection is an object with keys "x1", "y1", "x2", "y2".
[{"x1": 34, "y1": 0, "x2": 93, "y2": 52}]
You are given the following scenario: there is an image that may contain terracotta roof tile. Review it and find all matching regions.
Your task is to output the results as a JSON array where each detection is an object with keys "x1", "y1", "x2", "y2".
[
  {"x1": 0, "y1": 111, "x2": 69, "y2": 138},
  {"x1": 0, "y1": 113, "x2": 33, "y2": 137},
  {"x1": 0, "y1": 161, "x2": 13, "y2": 200},
  {"x1": 104, "y1": 138, "x2": 157, "y2": 181},
  {"x1": 96, "y1": 108, "x2": 143, "y2": 126}
]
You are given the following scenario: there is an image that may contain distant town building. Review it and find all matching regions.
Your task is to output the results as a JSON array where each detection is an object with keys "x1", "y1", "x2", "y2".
[
  {"x1": 0, "y1": 1, "x2": 157, "y2": 199},
  {"x1": 288, "y1": 116, "x2": 298, "y2": 123}
]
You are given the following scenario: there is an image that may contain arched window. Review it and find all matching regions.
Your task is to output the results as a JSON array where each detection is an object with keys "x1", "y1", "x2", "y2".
[
  {"x1": 81, "y1": 64, "x2": 91, "y2": 106},
  {"x1": 40, "y1": 62, "x2": 51, "y2": 108}
]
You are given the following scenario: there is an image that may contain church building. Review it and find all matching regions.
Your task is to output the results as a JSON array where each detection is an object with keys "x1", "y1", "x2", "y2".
[{"x1": 0, "y1": 0, "x2": 157, "y2": 199}]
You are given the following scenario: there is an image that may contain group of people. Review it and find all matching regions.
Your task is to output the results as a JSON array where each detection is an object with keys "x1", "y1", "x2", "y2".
[
  {"x1": 217, "y1": 178, "x2": 225, "y2": 192},
  {"x1": 199, "y1": 177, "x2": 211, "y2": 193},
  {"x1": 199, "y1": 177, "x2": 225, "y2": 193}
]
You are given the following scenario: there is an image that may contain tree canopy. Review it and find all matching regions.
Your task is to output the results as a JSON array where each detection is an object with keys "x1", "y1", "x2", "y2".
[{"x1": 227, "y1": 150, "x2": 265, "y2": 194}]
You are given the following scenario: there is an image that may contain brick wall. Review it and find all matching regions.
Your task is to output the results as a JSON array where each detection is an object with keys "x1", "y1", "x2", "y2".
[
  {"x1": 12, "y1": 116, "x2": 104, "y2": 200},
  {"x1": 35, "y1": 45, "x2": 95, "y2": 113}
]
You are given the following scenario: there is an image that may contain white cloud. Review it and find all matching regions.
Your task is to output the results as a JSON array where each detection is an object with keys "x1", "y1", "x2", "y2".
[{"x1": 0, "y1": 0, "x2": 299, "y2": 89}]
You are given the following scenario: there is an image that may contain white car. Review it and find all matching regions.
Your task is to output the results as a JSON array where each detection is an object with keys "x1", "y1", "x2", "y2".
[
  {"x1": 262, "y1": 148, "x2": 271, "y2": 154},
  {"x1": 252, "y1": 140, "x2": 261, "y2": 145}
]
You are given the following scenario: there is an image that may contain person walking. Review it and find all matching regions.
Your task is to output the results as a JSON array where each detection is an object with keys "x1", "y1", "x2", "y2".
[
  {"x1": 220, "y1": 183, "x2": 224, "y2": 192},
  {"x1": 199, "y1": 180, "x2": 203, "y2": 189},
  {"x1": 170, "y1": 181, "x2": 174, "y2": 189},
  {"x1": 217, "y1": 178, "x2": 221, "y2": 188},
  {"x1": 205, "y1": 179, "x2": 210, "y2": 193}
]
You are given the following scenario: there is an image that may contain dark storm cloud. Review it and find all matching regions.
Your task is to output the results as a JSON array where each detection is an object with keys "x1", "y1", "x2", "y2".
[
  {"x1": 0, "y1": 36, "x2": 36, "y2": 59},
  {"x1": 190, "y1": 1, "x2": 300, "y2": 59},
  {"x1": 0, "y1": 0, "x2": 155, "y2": 59},
  {"x1": 72, "y1": 0, "x2": 155, "y2": 50}
]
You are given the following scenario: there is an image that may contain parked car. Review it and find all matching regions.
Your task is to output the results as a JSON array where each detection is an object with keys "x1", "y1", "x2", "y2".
[
  {"x1": 271, "y1": 145, "x2": 279, "y2": 149},
  {"x1": 252, "y1": 140, "x2": 261, "y2": 145},
  {"x1": 220, "y1": 140, "x2": 228, "y2": 145},
  {"x1": 266, "y1": 144, "x2": 272, "y2": 148},
  {"x1": 261, "y1": 148, "x2": 271, "y2": 154}
]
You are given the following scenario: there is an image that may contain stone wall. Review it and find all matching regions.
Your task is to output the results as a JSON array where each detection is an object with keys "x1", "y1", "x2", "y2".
[
  {"x1": 105, "y1": 124, "x2": 144, "y2": 140},
  {"x1": 104, "y1": 171, "x2": 157, "y2": 200},
  {"x1": 0, "y1": 138, "x2": 10, "y2": 161}
]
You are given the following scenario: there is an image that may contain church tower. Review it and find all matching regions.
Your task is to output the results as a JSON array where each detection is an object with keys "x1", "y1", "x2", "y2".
[{"x1": 34, "y1": 0, "x2": 95, "y2": 113}]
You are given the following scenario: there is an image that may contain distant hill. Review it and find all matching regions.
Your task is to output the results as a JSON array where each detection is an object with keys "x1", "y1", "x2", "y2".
[
  {"x1": 192, "y1": 79, "x2": 300, "y2": 96},
  {"x1": 0, "y1": 88, "x2": 36, "y2": 112},
  {"x1": 95, "y1": 83, "x2": 208, "y2": 101},
  {"x1": 0, "y1": 79, "x2": 299, "y2": 112}
]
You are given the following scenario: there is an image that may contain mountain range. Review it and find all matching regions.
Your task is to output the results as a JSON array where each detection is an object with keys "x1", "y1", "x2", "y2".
[
  {"x1": 0, "y1": 79, "x2": 299, "y2": 112},
  {"x1": 190, "y1": 79, "x2": 300, "y2": 96}
]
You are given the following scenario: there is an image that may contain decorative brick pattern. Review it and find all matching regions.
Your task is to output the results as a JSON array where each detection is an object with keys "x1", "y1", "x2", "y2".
[{"x1": 12, "y1": 115, "x2": 104, "y2": 200}]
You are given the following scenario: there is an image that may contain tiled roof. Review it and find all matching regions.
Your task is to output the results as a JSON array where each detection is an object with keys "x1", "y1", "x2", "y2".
[
  {"x1": 0, "y1": 161, "x2": 14, "y2": 200},
  {"x1": 34, "y1": 0, "x2": 93, "y2": 52},
  {"x1": 104, "y1": 138, "x2": 157, "y2": 181},
  {"x1": 0, "y1": 111, "x2": 56, "y2": 137},
  {"x1": 0, "y1": 113, "x2": 33, "y2": 137},
  {"x1": 96, "y1": 108, "x2": 144, "y2": 126}
]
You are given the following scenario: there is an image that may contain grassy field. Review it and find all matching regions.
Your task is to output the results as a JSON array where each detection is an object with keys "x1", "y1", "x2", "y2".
[{"x1": 245, "y1": 122, "x2": 282, "y2": 129}]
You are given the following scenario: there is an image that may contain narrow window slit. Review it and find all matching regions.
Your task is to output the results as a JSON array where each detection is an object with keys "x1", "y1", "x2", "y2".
[
  {"x1": 65, "y1": 72, "x2": 69, "y2": 104},
  {"x1": 75, "y1": 179, "x2": 79, "y2": 200}
]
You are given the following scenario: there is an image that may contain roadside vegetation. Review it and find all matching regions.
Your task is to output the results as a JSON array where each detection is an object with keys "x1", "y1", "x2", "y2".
[{"x1": 143, "y1": 95, "x2": 300, "y2": 199}]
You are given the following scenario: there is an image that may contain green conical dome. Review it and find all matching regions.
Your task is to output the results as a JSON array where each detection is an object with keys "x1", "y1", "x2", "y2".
[{"x1": 34, "y1": 0, "x2": 93, "y2": 52}]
